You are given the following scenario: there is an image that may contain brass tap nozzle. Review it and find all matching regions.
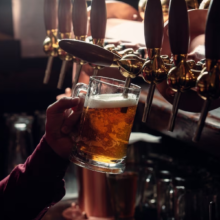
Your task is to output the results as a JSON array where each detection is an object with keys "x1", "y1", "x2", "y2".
[
  {"x1": 115, "y1": 54, "x2": 145, "y2": 98},
  {"x1": 167, "y1": 54, "x2": 200, "y2": 131},
  {"x1": 193, "y1": 59, "x2": 220, "y2": 142},
  {"x1": 141, "y1": 48, "x2": 171, "y2": 123},
  {"x1": 117, "y1": 54, "x2": 145, "y2": 78},
  {"x1": 43, "y1": 29, "x2": 59, "y2": 57},
  {"x1": 142, "y1": 49, "x2": 168, "y2": 85}
]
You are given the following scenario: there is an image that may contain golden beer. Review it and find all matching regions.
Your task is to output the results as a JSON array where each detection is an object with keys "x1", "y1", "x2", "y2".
[{"x1": 76, "y1": 94, "x2": 137, "y2": 164}]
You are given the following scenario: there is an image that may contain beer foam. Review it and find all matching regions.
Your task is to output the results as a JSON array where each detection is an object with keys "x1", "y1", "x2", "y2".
[{"x1": 85, "y1": 93, "x2": 137, "y2": 108}]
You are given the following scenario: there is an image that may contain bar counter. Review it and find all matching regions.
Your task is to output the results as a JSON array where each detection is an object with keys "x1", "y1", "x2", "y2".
[{"x1": 137, "y1": 83, "x2": 220, "y2": 158}]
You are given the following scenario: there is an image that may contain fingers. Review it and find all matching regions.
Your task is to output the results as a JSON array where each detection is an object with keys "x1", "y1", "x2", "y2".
[
  {"x1": 56, "y1": 88, "x2": 72, "y2": 100},
  {"x1": 65, "y1": 87, "x2": 72, "y2": 95},
  {"x1": 47, "y1": 97, "x2": 80, "y2": 114},
  {"x1": 61, "y1": 110, "x2": 82, "y2": 134},
  {"x1": 56, "y1": 94, "x2": 69, "y2": 100},
  {"x1": 61, "y1": 95, "x2": 85, "y2": 134}
]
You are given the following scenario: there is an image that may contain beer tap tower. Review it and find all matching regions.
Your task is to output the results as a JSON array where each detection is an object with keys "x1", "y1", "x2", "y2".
[
  {"x1": 57, "y1": 0, "x2": 73, "y2": 89},
  {"x1": 43, "y1": 0, "x2": 58, "y2": 84},
  {"x1": 193, "y1": 0, "x2": 220, "y2": 142}
]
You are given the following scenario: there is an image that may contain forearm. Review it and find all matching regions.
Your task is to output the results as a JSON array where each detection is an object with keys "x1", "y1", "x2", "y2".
[{"x1": 0, "y1": 136, "x2": 70, "y2": 220}]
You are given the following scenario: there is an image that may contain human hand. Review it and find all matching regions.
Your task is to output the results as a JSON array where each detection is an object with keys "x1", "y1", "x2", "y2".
[
  {"x1": 56, "y1": 88, "x2": 72, "y2": 100},
  {"x1": 45, "y1": 96, "x2": 84, "y2": 160}
]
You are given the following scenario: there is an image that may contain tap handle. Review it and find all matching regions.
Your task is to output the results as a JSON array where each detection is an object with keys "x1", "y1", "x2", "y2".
[
  {"x1": 59, "y1": 39, "x2": 120, "y2": 67},
  {"x1": 168, "y1": 0, "x2": 189, "y2": 55},
  {"x1": 44, "y1": 0, "x2": 58, "y2": 31},
  {"x1": 90, "y1": 0, "x2": 107, "y2": 40},
  {"x1": 193, "y1": 0, "x2": 220, "y2": 142},
  {"x1": 144, "y1": 0, "x2": 163, "y2": 49},
  {"x1": 58, "y1": 0, "x2": 72, "y2": 33},
  {"x1": 72, "y1": 0, "x2": 88, "y2": 38},
  {"x1": 205, "y1": 0, "x2": 220, "y2": 61}
]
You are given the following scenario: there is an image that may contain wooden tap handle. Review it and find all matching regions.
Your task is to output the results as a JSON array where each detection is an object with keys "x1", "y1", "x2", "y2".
[
  {"x1": 144, "y1": 0, "x2": 163, "y2": 48},
  {"x1": 168, "y1": 0, "x2": 189, "y2": 55},
  {"x1": 205, "y1": 0, "x2": 220, "y2": 60},
  {"x1": 72, "y1": 0, "x2": 88, "y2": 37},
  {"x1": 44, "y1": 0, "x2": 58, "y2": 31},
  {"x1": 90, "y1": 0, "x2": 107, "y2": 39},
  {"x1": 59, "y1": 39, "x2": 119, "y2": 67},
  {"x1": 58, "y1": 0, "x2": 72, "y2": 33}
]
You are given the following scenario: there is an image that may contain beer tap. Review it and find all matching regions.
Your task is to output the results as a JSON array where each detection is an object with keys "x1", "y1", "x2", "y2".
[
  {"x1": 43, "y1": 0, "x2": 58, "y2": 84},
  {"x1": 90, "y1": 0, "x2": 107, "y2": 76},
  {"x1": 59, "y1": 39, "x2": 161, "y2": 95},
  {"x1": 72, "y1": 0, "x2": 88, "y2": 89},
  {"x1": 57, "y1": 0, "x2": 73, "y2": 89},
  {"x1": 114, "y1": 54, "x2": 145, "y2": 98},
  {"x1": 193, "y1": 0, "x2": 220, "y2": 142},
  {"x1": 141, "y1": 0, "x2": 168, "y2": 123},
  {"x1": 167, "y1": 0, "x2": 200, "y2": 132},
  {"x1": 59, "y1": 39, "x2": 144, "y2": 88}
]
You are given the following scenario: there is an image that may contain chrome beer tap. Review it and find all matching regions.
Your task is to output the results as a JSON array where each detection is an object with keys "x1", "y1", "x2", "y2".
[
  {"x1": 43, "y1": 0, "x2": 58, "y2": 84},
  {"x1": 57, "y1": 0, "x2": 73, "y2": 89},
  {"x1": 167, "y1": 0, "x2": 200, "y2": 132},
  {"x1": 193, "y1": 0, "x2": 220, "y2": 142},
  {"x1": 72, "y1": 0, "x2": 88, "y2": 90},
  {"x1": 141, "y1": 0, "x2": 168, "y2": 123}
]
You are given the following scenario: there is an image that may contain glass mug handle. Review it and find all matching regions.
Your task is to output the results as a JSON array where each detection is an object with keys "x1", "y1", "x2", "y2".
[
  {"x1": 71, "y1": 83, "x2": 88, "y2": 111},
  {"x1": 72, "y1": 83, "x2": 88, "y2": 98}
]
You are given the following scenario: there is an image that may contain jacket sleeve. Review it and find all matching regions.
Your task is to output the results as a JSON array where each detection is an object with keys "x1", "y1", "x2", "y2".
[{"x1": 0, "y1": 135, "x2": 70, "y2": 220}]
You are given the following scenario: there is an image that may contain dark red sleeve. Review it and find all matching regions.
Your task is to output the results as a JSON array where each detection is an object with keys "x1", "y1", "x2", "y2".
[{"x1": 0, "y1": 135, "x2": 70, "y2": 220}]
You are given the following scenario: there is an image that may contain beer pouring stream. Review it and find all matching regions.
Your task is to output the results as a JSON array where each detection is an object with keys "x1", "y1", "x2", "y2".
[
  {"x1": 193, "y1": 0, "x2": 220, "y2": 142},
  {"x1": 43, "y1": 0, "x2": 58, "y2": 84},
  {"x1": 141, "y1": 0, "x2": 166, "y2": 123},
  {"x1": 72, "y1": 0, "x2": 88, "y2": 90},
  {"x1": 57, "y1": 0, "x2": 73, "y2": 89},
  {"x1": 90, "y1": 0, "x2": 107, "y2": 76}
]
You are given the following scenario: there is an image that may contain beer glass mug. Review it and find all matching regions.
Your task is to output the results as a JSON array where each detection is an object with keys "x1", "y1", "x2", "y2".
[{"x1": 70, "y1": 76, "x2": 141, "y2": 174}]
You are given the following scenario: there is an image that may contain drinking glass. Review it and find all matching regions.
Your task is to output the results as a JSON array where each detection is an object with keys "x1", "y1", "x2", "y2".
[
  {"x1": 107, "y1": 172, "x2": 138, "y2": 220},
  {"x1": 70, "y1": 76, "x2": 141, "y2": 174}
]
